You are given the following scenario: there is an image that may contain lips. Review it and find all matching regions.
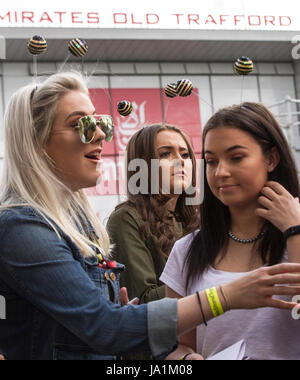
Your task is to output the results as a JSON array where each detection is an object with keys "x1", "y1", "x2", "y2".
[
  {"x1": 218, "y1": 184, "x2": 239, "y2": 191},
  {"x1": 173, "y1": 171, "x2": 187, "y2": 177},
  {"x1": 85, "y1": 148, "x2": 102, "y2": 160}
]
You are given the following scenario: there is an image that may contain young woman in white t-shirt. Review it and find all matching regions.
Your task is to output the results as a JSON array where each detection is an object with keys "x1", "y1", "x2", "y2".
[{"x1": 161, "y1": 102, "x2": 300, "y2": 360}]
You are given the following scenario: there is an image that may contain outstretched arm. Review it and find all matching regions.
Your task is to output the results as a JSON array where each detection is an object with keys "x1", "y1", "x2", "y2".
[
  {"x1": 165, "y1": 286, "x2": 203, "y2": 361},
  {"x1": 177, "y1": 263, "x2": 300, "y2": 336}
]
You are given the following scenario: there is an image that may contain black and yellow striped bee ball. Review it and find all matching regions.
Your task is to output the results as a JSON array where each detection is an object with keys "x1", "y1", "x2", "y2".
[
  {"x1": 68, "y1": 38, "x2": 88, "y2": 57},
  {"x1": 234, "y1": 57, "x2": 254, "y2": 75},
  {"x1": 27, "y1": 36, "x2": 48, "y2": 55},
  {"x1": 117, "y1": 101, "x2": 133, "y2": 116},
  {"x1": 176, "y1": 79, "x2": 193, "y2": 97},
  {"x1": 165, "y1": 83, "x2": 178, "y2": 98}
]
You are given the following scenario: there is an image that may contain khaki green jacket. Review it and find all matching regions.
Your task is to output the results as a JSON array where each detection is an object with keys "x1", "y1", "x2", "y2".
[{"x1": 107, "y1": 204, "x2": 182, "y2": 304}]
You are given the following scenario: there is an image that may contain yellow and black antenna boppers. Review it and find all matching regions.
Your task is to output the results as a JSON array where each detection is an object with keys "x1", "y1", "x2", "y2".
[
  {"x1": 234, "y1": 56, "x2": 254, "y2": 76},
  {"x1": 234, "y1": 56, "x2": 254, "y2": 103},
  {"x1": 117, "y1": 101, "x2": 133, "y2": 117},
  {"x1": 27, "y1": 35, "x2": 48, "y2": 82},
  {"x1": 27, "y1": 35, "x2": 48, "y2": 56},
  {"x1": 68, "y1": 38, "x2": 88, "y2": 58}
]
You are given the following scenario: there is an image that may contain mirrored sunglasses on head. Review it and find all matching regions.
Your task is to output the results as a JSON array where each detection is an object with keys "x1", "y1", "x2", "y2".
[{"x1": 75, "y1": 115, "x2": 114, "y2": 144}]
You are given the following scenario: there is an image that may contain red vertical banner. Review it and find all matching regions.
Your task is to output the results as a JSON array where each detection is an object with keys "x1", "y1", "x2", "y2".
[
  {"x1": 87, "y1": 87, "x2": 202, "y2": 196},
  {"x1": 111, "y1": 88, "x2": 163, "y2": 154},
  {"x1": 163, "y1": 88, "x2": 202, "y2": 154}
]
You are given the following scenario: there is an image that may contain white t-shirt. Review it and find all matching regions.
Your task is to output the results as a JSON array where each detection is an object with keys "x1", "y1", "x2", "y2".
[{"x1": 160, "y1": 231, "x2": 300, "y2": 360}]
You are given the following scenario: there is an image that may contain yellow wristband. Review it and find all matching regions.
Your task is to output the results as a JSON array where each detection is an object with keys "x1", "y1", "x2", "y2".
[
  {"x1": 205, "y1": 287, "x2": 224, "y2": 317},
  {"x1": 179, "y1": 353, "x2": 193, "y2": 360}
]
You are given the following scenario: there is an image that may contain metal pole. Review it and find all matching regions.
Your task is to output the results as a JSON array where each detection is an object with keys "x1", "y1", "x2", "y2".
[
  {"x1": 285, "y1": 96, "x2": 294, "y2": 152},
  {"x1": 0, "y1": 35, "x2": 5, "y2": 60}
]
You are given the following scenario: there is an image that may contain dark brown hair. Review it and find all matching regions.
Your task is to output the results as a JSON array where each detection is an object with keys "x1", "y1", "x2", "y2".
[
  {"x1": 116, "y1": 124, "x2": 200, "y2": 259},
  {"x1": 185, "y1": 102, "x2": 300, "y2": 291}
]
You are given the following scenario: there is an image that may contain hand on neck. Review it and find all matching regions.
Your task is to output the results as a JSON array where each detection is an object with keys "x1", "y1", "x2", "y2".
[{"x1": 229, "y1": 204, "x2": 265, "y2": 239}]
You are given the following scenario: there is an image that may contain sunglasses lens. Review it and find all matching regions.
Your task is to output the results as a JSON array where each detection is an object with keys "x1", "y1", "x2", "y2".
[
  {"x1": 99, "y1": 116, "x2": 114, "y2": 142},
  {"x1": 78, "y1": 116, "x2": 97, "y2": 144},
  {"x1": 77, "y1": 116, "x2": 114, "y2": 144}
]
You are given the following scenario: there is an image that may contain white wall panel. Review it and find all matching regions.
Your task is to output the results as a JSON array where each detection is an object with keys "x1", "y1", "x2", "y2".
[
  {"x1": 160, "y1": 63, "x2": 186, "y2": 74},
  {"x1": 186, "y1": 63, "x2": 210, "y2": 74},
  {"x1": 135, "y1": 63, "x2": 160, "y2": 74},
  {"x1": 210, "y1": 63, "x2": 234, "y2": 74},
  {"x1": 110, "y1": 75, "x2": 160, "y2": 88},
  {"x1": 259, "y1": 76, "x2": 299, "y2": 150},
  {"x1": 0, "y1": 158, "x2": 3, "y2": 181},
  {"x1": 30, "y1": 63, "x2": 57, "y2": 76},
  {"x1": 3, "y1": 75, "x2": 31, "y2": 109},
  {"x1": 87, "y1": 76, "x2": 109, "y2": 89},
  {"x1": 211, "y1": 75, "x2": 260, "y2": 110},
  {"x1": 2, "y1": 63, "x2": 28, "y2": 76},
  {"x1": 276, "y1": 63, "x2": 294, "y2": 75},
  {"x1": 260, "y1": 76, "x2": 296, "y2": 105},
  {"x1": 109, "y1": 63, "x2": 135, "y2": 75},
  {"x1": 84, "y1": 62, "x2": 110, "y2": 76},
  {"x1": 0, "y1": 77, "x2": 4, "y2": 158},
  {"x1": 257, "y1": 63, "x2": 276, "y2": 74}
]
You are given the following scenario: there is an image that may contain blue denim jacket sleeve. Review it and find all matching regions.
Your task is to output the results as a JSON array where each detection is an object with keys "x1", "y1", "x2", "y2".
[{"x1": 0, "y1": 210, "x2": 178, "y2": 357}]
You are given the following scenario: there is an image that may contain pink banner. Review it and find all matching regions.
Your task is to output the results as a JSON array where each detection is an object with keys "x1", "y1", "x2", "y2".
[{"x1": 87, "y1": 87, "x2": 202, "y2": 196}]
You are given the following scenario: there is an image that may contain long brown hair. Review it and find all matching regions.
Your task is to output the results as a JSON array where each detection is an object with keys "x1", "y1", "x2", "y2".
[
  {"x1": 184, "y1": 102, "x2": 300, "y2": 291},
  {"x1": 116, "y1": 124, "x2": 200, "y2": 259}
]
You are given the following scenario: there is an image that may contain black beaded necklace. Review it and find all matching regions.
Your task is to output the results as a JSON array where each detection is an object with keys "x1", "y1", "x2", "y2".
[{"x1": 228, "y1": 231, "x2": 265, "y2": 244}]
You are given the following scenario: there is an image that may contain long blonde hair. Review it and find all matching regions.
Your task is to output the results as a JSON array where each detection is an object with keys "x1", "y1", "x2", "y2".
[{"x1": 0, "y1": 72, "x2": 110, "y2": 257}]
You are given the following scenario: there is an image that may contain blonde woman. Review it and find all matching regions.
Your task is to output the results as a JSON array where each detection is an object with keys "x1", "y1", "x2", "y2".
[{"x1": 0, "y1": 72, "x2": 300, "y2": 361}]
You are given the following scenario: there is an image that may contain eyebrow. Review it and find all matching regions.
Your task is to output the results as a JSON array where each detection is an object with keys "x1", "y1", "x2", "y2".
[
  {"x1": 158, "y1": 145, "x2": 188, "y2": 151},
  {"x1": 65, "y1": 110, "x2": 96, "y2": 122},
  {"x1": 204, "y1": 145, "x2": 248, "y2": 155}
]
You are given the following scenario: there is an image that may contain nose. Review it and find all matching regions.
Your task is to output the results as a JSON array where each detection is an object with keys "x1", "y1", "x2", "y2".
[
  {"x1": 174, "y1": 151, "x2": 186, "y2": 165},
  {"x1": 215, "y1": 161, "x2": 231, "y2": 177},
  {"x1": 93, "y1": 124, "x2": 106, "y2": 144},
  {"x1": 173, "y1": 155, "x2": 185, "y2": 172}
]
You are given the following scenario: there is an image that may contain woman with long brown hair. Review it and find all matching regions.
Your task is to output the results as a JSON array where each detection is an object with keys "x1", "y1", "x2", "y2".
[
  {"x1": 107, "y1": 124, "x2": 200, "y2": 305},
  {"x1": 161, "y1": 102, "x2": 300, "y2": 360}
]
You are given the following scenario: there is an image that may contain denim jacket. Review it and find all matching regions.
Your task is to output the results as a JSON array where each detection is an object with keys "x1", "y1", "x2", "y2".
[{"x1": 0, "y1": 206, "x2": 178, "y2": 360}]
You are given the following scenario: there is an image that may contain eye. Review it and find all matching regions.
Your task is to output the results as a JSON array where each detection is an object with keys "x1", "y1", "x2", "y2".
[
  {"x1": 181, "y1": 153, "x2": 190, "y2": 159},
  {"x1": 159, "y1": 152, "x2": 170, "y2": 158},
  {"x1": 70, "y1": 118, "x2": 81, "y2": 128},
  {"x1": 231, "y1": 156, "x2": 243, "y2": 162},
  {"x1": 205, "y1": 158, "x2": 216, "y2": 165}
]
